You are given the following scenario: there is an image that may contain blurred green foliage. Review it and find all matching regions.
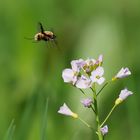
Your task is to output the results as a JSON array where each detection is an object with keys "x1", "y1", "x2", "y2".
[{"x1": 0, "y1": 0, "x2": 140, "y2": 140}]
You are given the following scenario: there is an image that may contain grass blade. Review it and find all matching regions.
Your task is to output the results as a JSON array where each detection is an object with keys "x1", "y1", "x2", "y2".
[
  {"x1": 40, "y1": 98, "x2": 49, "y2": 140},
  {"x1": 4, "y1": 119, "x2": 15, "y2": 140}
]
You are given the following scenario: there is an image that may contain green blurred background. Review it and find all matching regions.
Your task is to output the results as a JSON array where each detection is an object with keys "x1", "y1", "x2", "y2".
[{"x1": 0, "y1": 0, "x2": 140, "y2": 140}]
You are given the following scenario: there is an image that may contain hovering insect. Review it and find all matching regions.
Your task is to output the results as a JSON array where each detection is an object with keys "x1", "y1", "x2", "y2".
[
  {"x1": 34, "y1": 22, "x2": 56, "y2": 43},
  {"x1": 25, "y1": 22, "x2": 58, "y2": 48}
]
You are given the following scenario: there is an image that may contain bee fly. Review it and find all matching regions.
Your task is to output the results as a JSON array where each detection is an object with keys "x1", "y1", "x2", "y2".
[
  {"x1": 34, "y1": 22, "x2": 56, "y2": 42},
  {"x1": 26, "y1": 22, "x2": 57, "y2": 47}
]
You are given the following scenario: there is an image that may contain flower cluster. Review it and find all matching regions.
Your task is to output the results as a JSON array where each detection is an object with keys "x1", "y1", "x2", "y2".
[
  {"x1": 62, "y1": 55, "x2": 105, "y2": 89},
  {"x1": 58, "y1": 54, "x2": 133, "y2": 139}
]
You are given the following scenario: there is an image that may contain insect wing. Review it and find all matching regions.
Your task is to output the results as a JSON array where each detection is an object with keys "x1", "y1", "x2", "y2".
[{"x1": 38, "y1": 22, "x2": 45, "y2": 33}]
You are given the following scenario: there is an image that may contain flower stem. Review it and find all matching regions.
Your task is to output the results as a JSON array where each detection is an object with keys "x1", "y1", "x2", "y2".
[
  {"x1": 78, "y1": 117, "x2": 93, "y2": 130},
  {"x1": 97, "y1": 79, "x2": 112, "y2": 96},
  {"x1": 97, "y1": 82, "x2": 109, "y2": 96},
  {"x1": 93, "y1": 88, "x2": 103, "y2": 140},
  {"x1": 90, "y1": 105, "x2": 96, "y2": 114},
  {"x1": 100, "y1": 104, "x2": 117, "y2": 127},
  {"x1": 79, "y1": 88, "x2": 86, "y2": 95},
  {"x1": 90, "y1": 87, "x2": 95, "y2": 94}
]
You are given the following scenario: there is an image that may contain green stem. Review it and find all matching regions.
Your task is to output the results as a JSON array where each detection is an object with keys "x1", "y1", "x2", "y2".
[
  {"x1": 90, "y1": 87, "x2": 95, "y2": 93},
  {"x1": 78, "y1": 117, "x2": 93, "y2": 130},
  {"x1": 79, "y1": 88, "x2": 86, "y2": 95},
  {"x1": 93, "y1": 89, "x2": 103, "y2": 140},
  {"x1": 90, "y1": 105, "x2": 96, "y2": 114},
  {"x1": 97, "y1": 82, "x2": 109, "y2": 96},
  {"x1": 100, "y1": 104, "x2": 117, "y2": 127}
]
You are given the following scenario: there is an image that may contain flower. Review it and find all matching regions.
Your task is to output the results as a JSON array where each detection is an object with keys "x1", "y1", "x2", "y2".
[
  {"x1": 90, "y1": 66, "x2": 105, "y2": 85},
  {"x1": 62, "y1": 69, "x2": 77, "y2": 85},
  {"x1": 100, "y1": 125, "x2": 108, "y2": 135},
  {"x1": 71, "y1": 59, "x2": 85, "y2": 72},
  {"x1": 113, "y1": 67, "x2": 131, "y2": 80},
  {"x1": 58, "y1": 103, "x2": 78, "y2": 119},
  {"x1": 62, "y1": 56, "x2": 105, "y2": 88},
  {"x1": 76, "y1": 75, "x2": 92, "y2": 89},
  {"x1": 76, "y1": 58, "x2": 96, "y2": 74},
  {"x1": 81, "y1": 98, "x2": 93, "y2": 107},
  {"x1": 85, "y1": 58, "x2": 96, "y2": 66},
  {"x1": 115, "y1": 88, "x2": 133, "y2": 105},
  {"x1": 96, "y1": 54, "x2": 103, "y2": 66},
  {"x1": 62, "y1": 59, "x2": 85, "y2": 85},
  {"x1": 119, "y1": 88, "x2": 133, "y2": 100}
]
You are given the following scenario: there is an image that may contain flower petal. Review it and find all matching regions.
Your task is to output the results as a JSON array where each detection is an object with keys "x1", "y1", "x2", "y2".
[
  {"x1": 96, "y1": 54, "x2": 103, "y2": 66},
  {"x1": 115, "y1": 67, "x2": 131, "y2": 79},
  {"x1": 85, "y1": 58, "x2": 96, "y2": 66},
  {"x1": 90, "y1": 67, "x2": 105, "y2": 85},
  {"x1": 58, "y1": 103, "x2": 78, "y2": 118},
  {"x1": 115, "y1": 88, "x2": 133, "y2": 105},
  {"x1": 100, "y1": 125, "x2": 108, "y2": 135},
  {"x1": 62, "y1": 69, "x2": 77, "y2": 84},
  {"x1": 76, "y1": 76, "x2": 91, "y2": 89},
  {"x1": 97, "y1": 77, "x2": 105, "y2": 85},
  {"x1": 71, "y1": 59, "x2": 85, "y2": 72},
  {"x1": 58, "y1": 103, "x2": 73, "y2": 116},
  {"x1": 81, "y1": 98, "x2": 93, "y2": 107},
  {"x1": 95, "y1": 66, "x2": 104, "y2": 76},
  {"x1": 119, "y1": 88, "x2": 133, "y2": 100}
]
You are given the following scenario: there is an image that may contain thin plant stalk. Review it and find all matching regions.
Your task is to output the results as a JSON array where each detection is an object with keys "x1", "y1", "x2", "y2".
[
  {"x1": 100, "y1": 104, "x2": 117, "y2": 127},
  {"x1": 97, "y1": 80, "x2": 112, "y2": 96},
  {"x1": 97, "y1": 82, "x2": 109, "y2": 96},
  {"x1": 78, "y1": 117, "x2": 93, "y2": 129},
  {"x1": 92, "y1": 88, "x2": 103, "y2": 140}
]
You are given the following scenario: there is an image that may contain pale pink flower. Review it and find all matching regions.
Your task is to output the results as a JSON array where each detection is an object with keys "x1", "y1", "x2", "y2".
[
  {"x1": 83, "y1": 58, "x2": 96, "y2": 73},
  {"x1": 115, "y1": 88, "x2": 133, "y2": 105},
  {"x1": 76, "y1": 75, "x2": 92, "y2": 89},
  {"x1": 85, "y1": 58, "x2": 96, "y2": 67},
  {"x1": 96, "y1": 54, "x2": 103, "y2": 66},
  {"x1": 58, "y1": 103, "x2": 78, "y2": 118},
  {"x1": 71, "y1": 59, "x2": 85, "y2": 72},
  {"x1": 115, "y1": 67, "x2": 131, "y2": 79},
  {"x1": 119, "y1": 88, "x2": 133, "y2": 100},
  {"x1": 81, "y1": 98, "x2": 93, "y2": 107},
  {"x1": 90, "y1": 66, "x2": 105, "y2": 85},
  {"x1": 62, "y1": 69, "x2": 77, "y2": 85},
  {"x1": 100, "y1": 125, "x2": 108, "y2": 135}
]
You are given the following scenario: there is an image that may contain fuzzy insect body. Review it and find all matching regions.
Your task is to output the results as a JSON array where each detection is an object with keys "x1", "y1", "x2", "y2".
[{"x1": 34, "y1": 22, "x2": 56, "y2": 42}]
